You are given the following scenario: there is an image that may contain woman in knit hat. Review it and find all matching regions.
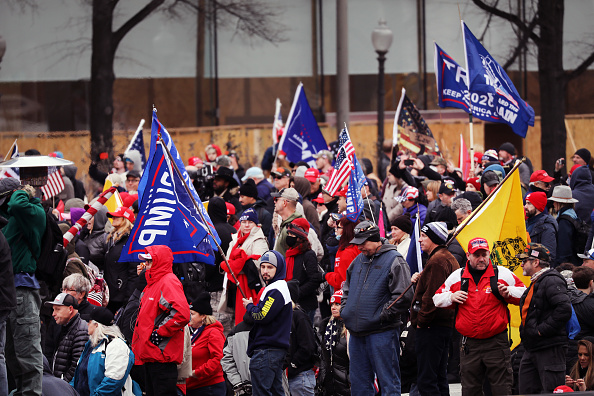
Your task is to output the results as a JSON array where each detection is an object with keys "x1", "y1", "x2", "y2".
[
  {"x1": 319, "y1": 289, "x2": 350, "y2": 396},
  {"x1": 221, "y1": 208, "x2": 268, "y2": 325},
  {"x1": 389, "y1": 214, "x2": 413, "y2": 259},
  {"x1": 286, "y1": 218, "x2": 324, "y2": 322},
  {"x1": 325, "y1": 218, "x2": 360, "y2": 291},
  {"x1": 181, "y1": 291, "x2": 226, "y2": 396}
]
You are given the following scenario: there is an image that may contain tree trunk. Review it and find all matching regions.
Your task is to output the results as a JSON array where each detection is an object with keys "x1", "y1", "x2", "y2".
[
  {"x1": 537, "y1": 0, "x2": 566, "y2": 173},
  {"x1": 90, "y1": 0, "x2": 115, "y2": 160}
]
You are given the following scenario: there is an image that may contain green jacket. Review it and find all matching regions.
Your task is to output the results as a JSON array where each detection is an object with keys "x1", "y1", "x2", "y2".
[
  {"x1": 274, "y1": 212, "x2": 303, "y2": 256},
  {"x1": 1, "y1": 190, "x2": 46, "y2": 274}
]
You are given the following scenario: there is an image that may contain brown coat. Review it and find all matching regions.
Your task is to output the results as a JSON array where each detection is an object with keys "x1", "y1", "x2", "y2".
[{"x1": 410, "y1": 245, "x2": 459, "y2": 328}]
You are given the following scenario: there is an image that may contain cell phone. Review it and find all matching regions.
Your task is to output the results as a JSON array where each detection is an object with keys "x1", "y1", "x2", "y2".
[
  {"x1": 404, "y1": 159, "x2": 414, "y2": 166},
  {"x1": 559, "y1": 159, "x2": 565, "y2": 165}
]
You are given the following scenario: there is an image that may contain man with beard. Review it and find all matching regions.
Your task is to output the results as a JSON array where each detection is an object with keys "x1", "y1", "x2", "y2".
[
  {"x1": 340, "y1": 221, "x2": 413, "y2": 395},
  {"x1": 242, "y1": 251, "x2": 292, "y2": 396},
  {"x1": 213, "y1": 167, "x2": 241, "y2": 214},
  {"x1": 524, "y1": 192, "x2": 558, "y2": 263}
]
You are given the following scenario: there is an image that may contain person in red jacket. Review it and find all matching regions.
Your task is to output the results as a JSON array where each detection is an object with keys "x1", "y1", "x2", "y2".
[
  {"x1": 433, "y1": 237, "x2": 526, "y2": 396},
  {"x1": 325, "y1": 218, "x2": 360, "y2": 290},
  {"x1": 180, "y1": 291, "x2": 226, "y2": 396},
  {"x1": 132, "y1": 245, "x2": 191, "y2": 396}
]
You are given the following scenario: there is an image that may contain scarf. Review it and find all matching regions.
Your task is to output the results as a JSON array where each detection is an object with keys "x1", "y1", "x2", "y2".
[
  {"x1": 232, "y1": 232, "x2": 250, "y2": 251},
  {"x1": 191, "y1": 324, "x2": 206, "y2": 344},
  {"x1": 324, "y1": 318, "x2": 342, "y2": 351},
  {"x1": 285, "y1": 246, "x2": 301, "y2": 281}
]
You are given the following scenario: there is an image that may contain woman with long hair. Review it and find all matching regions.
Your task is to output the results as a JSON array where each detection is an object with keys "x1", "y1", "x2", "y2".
[
  {"x1": 318, "y1": 290, "x2": 350, "y2": 396},
  {"x1": 285, "y1": 218, "x2": 323, "y2": 322},
  {"x1": 566, "y1": 339, "x2": 594, "y2": 391},
  {"x1": 103, "y1": 207, "x2": 137, "y2": 313},
  {"x1": 71, "y1": 307, "x2": 138, "y2": 396},
  {"x1": 389, "y1": 215, "x2": 413, "y2": 259},
  {"x1": 221, "y1": 208, "x2": 269, "y2": 325},
  {"x1": 182, "y1": 291, "x2": 226, "y2": 396},
  {"x1": 325, "y1": 218, "x2": 359, "y2": 291}
]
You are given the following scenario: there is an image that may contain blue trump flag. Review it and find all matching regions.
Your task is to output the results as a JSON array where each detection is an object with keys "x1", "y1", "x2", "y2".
[
  {"x1": 406, "y1": 211, "x2": 423, "y2": 273},
  {"x1": 120, "y1": 141, "x2": 214, "y2": 264},
  {"x1": 345, "y1": 154, "x2": 366, "y2": 222},
  {"x1": 138, "y1": 110, "x2": 220, "y2": 248},
  {"x1": 462, "y1": 21, "x2": 535, "y2": 138},
  {"x1": 279, "y1": 82, "x2": 328, "y2": 166}
]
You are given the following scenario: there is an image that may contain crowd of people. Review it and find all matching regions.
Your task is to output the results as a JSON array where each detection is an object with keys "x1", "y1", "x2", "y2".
[{"x1": 0, "y1": 140, "x2": 594, "y2": 396}]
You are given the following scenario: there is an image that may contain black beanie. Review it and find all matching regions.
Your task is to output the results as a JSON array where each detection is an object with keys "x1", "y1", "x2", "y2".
[
  {"x1": 239, "y1": 179, "x2": 259, "y2": 199},
  {"x1": 498, "y1": 142, "x2": 516, "y2": 156},
  {"x1": 189, "y1": 291, "x2": 213, "y2": 315},
  {"x1": 391, "y1": 214, "x2": 413, "y2": 234},
  {"x1": 575, "y1": 148, "x2": 592, "y2": 165}
]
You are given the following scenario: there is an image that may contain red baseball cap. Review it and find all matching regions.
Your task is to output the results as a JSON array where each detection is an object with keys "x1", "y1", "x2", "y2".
[
  {"x1": 530, "y1": 170, "x2": 554, "y2": 183},
  {"x1": 312, "y1": 192, "x2": 325, "y2": 203},
  {"x1": 106, "y1": 206, "x2": 136, "y2": 223},
  {"x1": 225, "y1": 202, "x2": 235, "y2": 216},
  {"x1": 334, "y1": 185, "x2": 348, "y2": 198},
  {"x1": 304, "y1": 168, "x2": 320, "y2": 183},
  {"x1": 468, "y1": 237, "x2": 489, "y2": 254},
  {"x1": 569, "y1": 164, "x2": 581, "y2": 176},
  {"x1": 188, "y1": 156, "x2": 203, "y2": 167}
]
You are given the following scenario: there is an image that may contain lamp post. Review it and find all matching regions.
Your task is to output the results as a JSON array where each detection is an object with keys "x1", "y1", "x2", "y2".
[{"x1": 372, "y1": 19, "x2": 393, "y2": 177}]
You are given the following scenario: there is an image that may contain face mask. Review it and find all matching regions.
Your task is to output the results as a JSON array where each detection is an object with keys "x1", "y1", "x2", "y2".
[
  {"x1": 286, "y1": 235, "x2": 297, "y2": 247},
  {"x1": 335, "y1": 234, "x2": 341, "y2": 241}
]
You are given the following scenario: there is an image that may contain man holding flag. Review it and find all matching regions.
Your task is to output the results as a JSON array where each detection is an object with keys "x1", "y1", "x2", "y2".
[
  {"x1": 411, "y1": 222, "x2": 459, "y2": 396},
  {"x1": 433, "y1": 238, "x2": 526, "y2": 395}
]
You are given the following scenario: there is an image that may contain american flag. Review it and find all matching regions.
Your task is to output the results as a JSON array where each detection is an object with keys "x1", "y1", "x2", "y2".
[
  {"x1": 0, "y1": 140, "x2": 20, "y2": 180},
  {"x1": 125, "y1": 119, "x2": 147, "y2": 170},
  {"x1": 324, "y1": 128, "x2": 355, "y2": 196},
  {"x1": 41, "y1": 167, "x2": 65, "y2": 200},
  {"x1": 272, "y1": 98, "x2": 284, "y2": 145}
]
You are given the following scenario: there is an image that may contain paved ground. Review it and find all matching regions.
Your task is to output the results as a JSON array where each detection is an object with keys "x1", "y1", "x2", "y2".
[{"x1": 403, "y1": 382, "x2": 462, "y2": 396}]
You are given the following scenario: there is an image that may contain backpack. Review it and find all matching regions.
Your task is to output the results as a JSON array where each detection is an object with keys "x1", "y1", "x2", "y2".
[
  {"x1": 559, "y1": 214, "x2": 590, "y2": 257},
  {"x1": 23, "y1": 208, "x2": 68, "y2": 289},
  {"x1": 173, "y1": 261, "x2": 206, "y2": 302}
]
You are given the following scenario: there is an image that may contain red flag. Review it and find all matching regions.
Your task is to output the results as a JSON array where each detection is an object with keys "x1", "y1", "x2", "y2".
[{"x1": 459, "y1": 134, "x2": 471, "y2": 180}]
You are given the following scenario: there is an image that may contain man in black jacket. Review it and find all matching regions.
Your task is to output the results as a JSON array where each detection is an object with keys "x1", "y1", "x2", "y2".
[
  {"x1": 45, "y1": 293, "x2": 88, "y2": 382},
  {"x1": 518, "y1": 243, "x2": 572, "y2": 393},
  {"x1": 0, "y1": 215, "x2": 15, "y2": 395}
]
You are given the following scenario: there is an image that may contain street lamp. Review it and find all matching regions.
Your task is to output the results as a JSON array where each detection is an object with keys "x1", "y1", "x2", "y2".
[{"x1": 372, "y1": 19, "x2": 393, "y2": 177}]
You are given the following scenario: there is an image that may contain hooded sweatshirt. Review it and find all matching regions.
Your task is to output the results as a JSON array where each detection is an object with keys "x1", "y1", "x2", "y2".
[
  {"x1": 293, "y1": 177, "x2": 321, "y2": 235},
  {"x1": 245, "y1": 250, "x2": 293, "y2": 356},
  {"x1": 570, "y1": 166, "x2": 594, "y2": 224},
  {"x1": 124, "y1": 150, "x2": 143, "y2": 172},
  {"x1": 132, "y1": 245, "x2": 190, "y2": 364}
]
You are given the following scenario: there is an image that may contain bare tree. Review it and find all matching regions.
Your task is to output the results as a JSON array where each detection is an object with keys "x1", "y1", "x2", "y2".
[
  {"x1": 471, "y1": 0, "x2": 594, "y2": 172},
  {"x1": 89, "y1": 0, "x2": 286, "y2": 159}
]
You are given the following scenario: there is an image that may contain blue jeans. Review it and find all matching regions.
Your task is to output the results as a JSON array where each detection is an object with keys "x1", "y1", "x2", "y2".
[
  {"x1": 186, "y1": 381, "x2": 226, "y2": 396},
  {"x1": 0, "y1": 310, "x2": 8, "y2": 396},
  {"x1": 249, "y1": 348, "x2": 286, "y2": 396},
  {"x1": 349, "y1": 328, "x2": 400, "y2": 396},
  {"x1": 415, "y1": 326, "x2": 452, "y2": 396},
  {"x1": 288, "y1": 370, "x2": 315, "y2": 396}
]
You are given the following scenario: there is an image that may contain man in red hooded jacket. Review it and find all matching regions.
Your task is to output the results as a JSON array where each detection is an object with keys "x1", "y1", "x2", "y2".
[{"x1": 132, "y1": 245, "x2": 191, "y2": 396}]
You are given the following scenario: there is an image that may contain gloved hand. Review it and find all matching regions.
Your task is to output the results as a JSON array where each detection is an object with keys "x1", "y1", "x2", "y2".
[
  {"x1": 150, "y1": 330, "x2": 164, "y2": 346},
  {"x1": 233, "y1": 381, "x2": 252, "y2": 396}
]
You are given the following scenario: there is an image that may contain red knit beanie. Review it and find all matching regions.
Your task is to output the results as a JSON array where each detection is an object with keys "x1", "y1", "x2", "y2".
[{"x1": 526, "y1": 192, "x2": 547, "y2": 212}]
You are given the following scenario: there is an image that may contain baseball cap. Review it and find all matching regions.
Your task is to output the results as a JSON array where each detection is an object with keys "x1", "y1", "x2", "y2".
[
  {"x1": 516, "y1": 242, "x2": 551, "y2": 261},
  {"x1": 270, "y1": 187, "x2": 299, "y2": 201},
  {"x1": 45, "y1": 293, "x2": 79, "y2": 309},
  {"x1": 313, "y1": 150, "x2": 334, "y2": 161},
  {"x1": 530, "y1": 170, "x2": 554, "y2": 183},
  {"x1": 90, "y1": 307, "x2": 115, "y2": 326},
  {"x1": 304, "y1": 168, "x2": 320, "y2": 183},
  {"x1": 312, "y1": 193, "x2": 325, "y2": 203},
  {"x1": 578, "y1": 248, "x2": 594, "y2": 260},
  {"x1": 259, "y1": 251, "x2": 279, "y2": 268},
  {"x1": 126, "y1": 170, "x2": 141, "y2": 180},
  {"x1": 106, "y1": 206, "x2": 136, "y2": 223},
  {"x1": 225, "y1": 202, "x2": 236, "y2": 216},
  {"x1": 138, "y1": 252, "x2": 152, "y2": 261},
  {"x1": 188, "y1": 156, "x2": 203, "y2": 167},
  {"x1": 430, "y1": 157, "x2": 447, "y2": 167},
  {"x1": 350, "y1": 221, "x2": 381, "y2": 245},
  {"x1": 468, "y1": 237, "x2": 489, "y2": 254},
  {"x1": 271, "y1": 167, "x2": 291, "y2": 178},
  {"x1": 241, "y1": 167, "x2": 265, "y2": 182},
  {"x1": 334, "y1": 185, "x2": 348, "y2": 198},
  {"x1": 439, "y1": 182, "x2": 456, "y2": 195}
]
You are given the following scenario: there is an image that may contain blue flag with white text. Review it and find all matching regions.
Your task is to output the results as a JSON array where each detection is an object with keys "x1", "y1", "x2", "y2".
[
  {"x1": 462, "y1": 22, "x2": 535, "y2": 138},
  {"x1": 346, "y1": 155, "x2": 365, "y2": 222},
  {"x1": 138, "y1": 110, "x2": 220, "y2": 248},
  {"x1": 279, "y1": 83, "x2": 328, "y2": 166},
  {"x1": 120, "y1": 141, "x2": 214, "y2": 264}
]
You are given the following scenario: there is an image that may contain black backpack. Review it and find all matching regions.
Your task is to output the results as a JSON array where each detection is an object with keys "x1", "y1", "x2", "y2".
[
  {"x1": 23, "y1": 209, "x2": 68, "y2": 289},
  {"x1": 173, "y1": 261, "x2": 206, "y2": 301},
  {"x1": 559, "y1": 214, "x2": 590, "y2": 258}
]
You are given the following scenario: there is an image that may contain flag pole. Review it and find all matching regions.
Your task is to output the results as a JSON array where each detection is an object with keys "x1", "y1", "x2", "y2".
[
  {"x1": 446, "y1": 159, "x2": 525, "y2": 247},
  {"x1": 3, "y1": 139, "x2": 17, "y2": 161},
  {"x1": 158, "y1": 137, "x2": 247, "y2": 299},
  {"x1": 469, "y1": 113, "x2": 475, "y2": 170}
]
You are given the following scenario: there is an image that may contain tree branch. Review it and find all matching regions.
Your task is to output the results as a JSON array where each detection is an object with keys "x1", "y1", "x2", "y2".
[
  {"x1": 566, "y1": 50, "x2": 594, "y2": 81},
  {"x1": 112, "y1": 0, "x2": 165, "y2": 52},
  {"x1": 471, "y1": 0, "x2": 540, "y2": 44},
  {"x1": 503, "y1": 13, "x2": 539, "y2": 69}
]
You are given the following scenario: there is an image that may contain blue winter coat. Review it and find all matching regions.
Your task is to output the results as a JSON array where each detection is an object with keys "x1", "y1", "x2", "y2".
[{"x1": 71, "y1": 336, "x2": 140, "y2": 396}]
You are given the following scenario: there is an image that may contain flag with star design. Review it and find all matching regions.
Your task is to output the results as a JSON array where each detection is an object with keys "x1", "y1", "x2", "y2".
[{"x1": 393, "y1": 87, "x2": 440, "y2": 156}]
